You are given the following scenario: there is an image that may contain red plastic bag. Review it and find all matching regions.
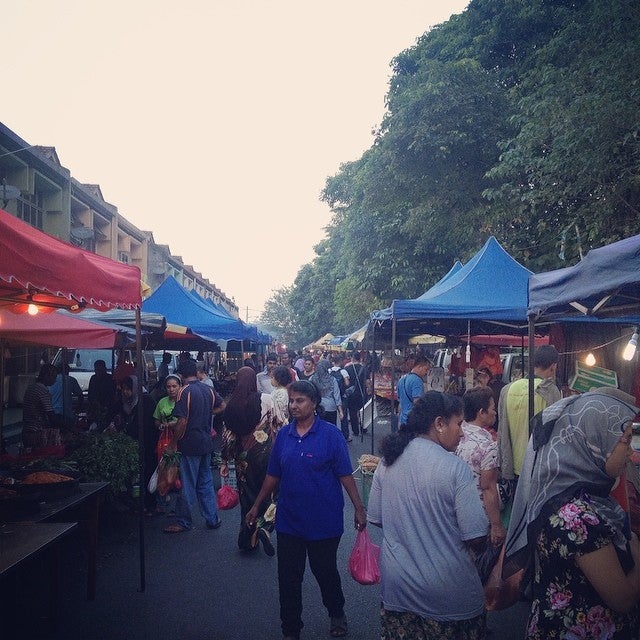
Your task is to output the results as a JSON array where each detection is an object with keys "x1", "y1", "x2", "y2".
[
  {"x1": 156, "y1": 427, "x2": 172, "y2": 462},
  {"x1": 217, "y1": 484, "x2": 239, "y2": 510},
  {"x1": 348, "y1": 529, "x2": 380, "y2": 585}
]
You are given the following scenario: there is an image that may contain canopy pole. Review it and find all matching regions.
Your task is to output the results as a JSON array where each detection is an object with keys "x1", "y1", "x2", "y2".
[
  {"x1": 527, "y1": 315, "x2": 536, "y2": 423},
  {"x1": 370, "y1": 323, "x2": 376, "y2": 455},
  {"x1": 391, "y1": 314, "x2": 397, "y2": 439},
  {"x1": 135, "y1": 307, "x2": 146, "y2": 592},
  {"x1": 61, "y1": 347, "x2": 69, "y2": 425},
  {"x1": 0, "y1": 339, "x2": 5, "y2": 453}
]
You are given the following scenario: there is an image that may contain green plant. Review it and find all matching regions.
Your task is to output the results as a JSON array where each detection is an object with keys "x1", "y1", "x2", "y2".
[{"x1": 68, "y1": 431, "x2": 139, "y2": 495}]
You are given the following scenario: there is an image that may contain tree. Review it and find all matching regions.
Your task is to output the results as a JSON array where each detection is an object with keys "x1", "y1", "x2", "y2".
[
  {"x1": 287, "y1": 0, "x2": 640, "y2": 331},
  {"x1": 258, "y1": 286, "x2": 300, "y2": 346},
  {"x1": 483, "y1": 0, "x2": 640, "y2": 268},
  {"x1": 333, "y1": 276, "x2": 385, "y2": 333}
]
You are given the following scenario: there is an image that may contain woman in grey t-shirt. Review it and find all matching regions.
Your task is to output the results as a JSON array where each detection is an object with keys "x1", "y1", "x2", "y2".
[{"x1": 368, "y1": 391, "x2": 489, "y2": 639}]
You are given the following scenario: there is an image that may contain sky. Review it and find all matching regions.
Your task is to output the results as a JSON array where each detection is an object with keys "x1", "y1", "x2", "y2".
[{"x1": 3, "y1": 0, "x2": 469, "y2": 322}]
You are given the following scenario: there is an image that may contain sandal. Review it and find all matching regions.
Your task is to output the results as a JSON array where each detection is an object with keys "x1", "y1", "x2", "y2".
[
  {"x1": 329, "y1": 615, "x2": 348, "y2": 637},
  {"x1": 163, "y1": 524, "x2": 190, "y2": 534}
]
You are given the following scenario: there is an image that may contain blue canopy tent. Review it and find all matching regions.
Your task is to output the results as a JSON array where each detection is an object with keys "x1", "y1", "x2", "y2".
[
  {"x1": 187, "y1": 289, "x2": 265, "y2": 343},
  {"x1": 528, "y1": 233, "x2": 640, "y2": 321},
  {"x1": 142, "y1": 276, "x2": 245, "y2": 342},
  {"x1": 371, "y1": 260, "x2": 463, "y2": 324},
  {"x1": 362, "y1": 239, "x2": 534, "y2": 454},
  {"x1": 369, "y1": 237, "x2": 533, "y2": 344},
  {"x1": 526, "y1": 233, "x2": 640, "y2": 408}
]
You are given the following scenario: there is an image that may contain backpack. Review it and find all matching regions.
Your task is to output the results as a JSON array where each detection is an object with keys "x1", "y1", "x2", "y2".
[{"x1": 330, "y1": 367, "x2": 347, "y2": 397}]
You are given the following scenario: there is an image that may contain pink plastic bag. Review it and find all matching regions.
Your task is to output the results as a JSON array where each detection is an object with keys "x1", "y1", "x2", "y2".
[{"x1": 348, "y1": 529, "x2": 380, "y2": 585}]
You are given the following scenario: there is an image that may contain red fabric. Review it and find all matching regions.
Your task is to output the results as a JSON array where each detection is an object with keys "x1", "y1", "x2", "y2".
[
  {"x1": 632, "y1": 367, "x2": 640, "y2": 408},
  {"x1": 476, "y1": 347, "x2": 503, "y2": 377},
  {"x1": 466, "y1": 335, "x2": 549, "y2": 347},
  {"x1": 0, "y1": 309, "x2": 120, "y2": 348},
  {"x1": 0, "y1": 208, "x2": 141, "y2": 311}
]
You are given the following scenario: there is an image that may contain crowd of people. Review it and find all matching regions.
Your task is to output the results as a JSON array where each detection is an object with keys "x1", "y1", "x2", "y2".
[
  {"x1": 17, "y1": 343, "x2": 640, "y2": 639},
  {"x1": 369, "y1": 344, "x2": 640, "y2": 640}
]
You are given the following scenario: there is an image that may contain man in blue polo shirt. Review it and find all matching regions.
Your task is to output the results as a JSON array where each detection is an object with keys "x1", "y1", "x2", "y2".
[
  {"x1": 163, "y1": 359, "x2": 222, "y2": 533},
  {"x1": 397, "y1": 356, "x2": 430, "y2": 428},
  {"x1": 246, "y1": 380, "x2": 367, "y2": 640}
]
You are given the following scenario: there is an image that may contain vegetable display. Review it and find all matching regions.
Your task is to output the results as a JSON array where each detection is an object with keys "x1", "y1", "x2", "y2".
[{"x1": 68, "y1": 431, "x2": 139, "y2": 495}]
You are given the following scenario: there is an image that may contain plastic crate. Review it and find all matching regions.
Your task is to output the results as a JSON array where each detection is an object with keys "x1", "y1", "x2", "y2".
[{"x1": 222, "y1": 462, "x2": 237, "y2": 490}]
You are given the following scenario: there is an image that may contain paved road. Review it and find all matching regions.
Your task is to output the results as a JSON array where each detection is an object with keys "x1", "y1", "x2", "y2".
[{"x1": 10, "y1": 409, "x2": 529, "y2": 639}]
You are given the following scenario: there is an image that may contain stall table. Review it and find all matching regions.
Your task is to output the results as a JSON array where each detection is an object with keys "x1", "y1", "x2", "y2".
[
  {"x1": 6, "y1": 481, "x2": 109, "y2": 601},
  {"x1": 0, "y1": 521, "x2": 78, "y2": 634}
]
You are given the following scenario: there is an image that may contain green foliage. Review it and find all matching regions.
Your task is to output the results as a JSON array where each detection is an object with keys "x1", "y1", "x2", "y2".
[
  {"x1": 333, "y1": 277, "x2": 385, "y2": 332},
  {"x1": 68, "y1": 431, "x2": 140, "y2": 495},
  {"x1": 281, "y1": 0, "x2": 640, "y2": 336},
  {"x1": 258, "y1": 285, "x2": 299, "y2": 344},
  {"x1": 484, "y1": 0, "x2": 640, "y2": 270}
]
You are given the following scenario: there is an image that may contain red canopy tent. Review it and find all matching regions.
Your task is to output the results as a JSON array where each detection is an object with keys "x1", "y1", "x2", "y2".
[
  {"x1": 0, "y1": 309, "x2": 127, "y2": 349},
  {"x1": 0, "y1": 207, "x2": 141, "y2": 312},
  {"x1": 0, "y1": 208, "x2": 149, "y2": 589}
]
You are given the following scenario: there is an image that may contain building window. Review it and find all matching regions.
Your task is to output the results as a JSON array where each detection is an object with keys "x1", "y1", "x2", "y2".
[
  {"x1": 118, "y1": 251, "x2": 130, "y2": 264},
  {"x1": 16, "y1": 192, "x2": 44, "y2": 229}
]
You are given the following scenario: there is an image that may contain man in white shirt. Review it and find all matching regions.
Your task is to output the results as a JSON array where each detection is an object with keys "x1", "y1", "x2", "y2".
[{"x1": 256, "y1": 352, "x2": 278, "y2": 394}]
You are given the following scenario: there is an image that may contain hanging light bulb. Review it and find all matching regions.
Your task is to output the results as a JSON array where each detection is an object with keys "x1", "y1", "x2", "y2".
[
  {"x1": 585, "y1": 352, "x2": 596, "y2": 366},
  {"x1": 623, "y1": 329, "x2": 639, "y2": 361},
  {"x1": 27, "y1": 303, "x2": 39, "y2": 316}
]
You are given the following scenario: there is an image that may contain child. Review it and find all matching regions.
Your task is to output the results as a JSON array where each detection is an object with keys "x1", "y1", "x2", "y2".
[{"x1": 270, "y1": 365, "x2": 291, "y2": 425}]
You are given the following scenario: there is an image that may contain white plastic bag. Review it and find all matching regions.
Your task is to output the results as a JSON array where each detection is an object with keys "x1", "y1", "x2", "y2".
[{"x1": 147, "y1": 465, "x2": 159, "y2": 493}]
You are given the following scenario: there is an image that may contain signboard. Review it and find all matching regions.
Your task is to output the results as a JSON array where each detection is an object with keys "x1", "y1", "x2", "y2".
[{"x1": 569, "y1": 361, "x2": 618, "y2": 394}]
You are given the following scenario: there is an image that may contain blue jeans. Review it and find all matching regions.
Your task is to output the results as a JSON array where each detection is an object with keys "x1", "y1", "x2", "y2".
[{"x1": 174, "y1": 452, "x2": 220, "y2": 530}]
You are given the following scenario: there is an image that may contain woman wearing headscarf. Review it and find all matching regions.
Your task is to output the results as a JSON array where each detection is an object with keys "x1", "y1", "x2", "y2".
[
  {"x1": 367, "y1": 391, "x2": 490, "y2": 640},
  {"x1": 108, "y1": 375, "x2": 158, "y2": 514},
  {"x1": 222, "y1": 366, "x2": 284, "y2": 554},
  {"x1": 504, "y1": 388, "x2": 640, "y2": 639},
  {"x1": 310, "y1": 358, "x2": 342, "y2": 427}
]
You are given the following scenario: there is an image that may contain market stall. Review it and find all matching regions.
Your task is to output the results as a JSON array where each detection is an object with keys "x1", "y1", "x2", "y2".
[
  {"x1": 527, "y1": 233, "x2": 640, "y2": 405},
  {"x1": 364, "y1": 238, "x2": 535, "y2": 449},
  {"x1": 0, "y1": 208, "x2": 147, "y2": 592},
  {"x1": 142, "y1": 275, "x2": 244, "y2": 342}
]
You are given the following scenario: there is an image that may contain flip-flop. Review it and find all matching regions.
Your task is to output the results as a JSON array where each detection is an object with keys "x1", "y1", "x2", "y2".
[
  {"x1": 163, "y1": 524, "x2": 189, "y2": 534},
  {"x1": 329, "y1": 616, "x2": 348, "y2": 637}
]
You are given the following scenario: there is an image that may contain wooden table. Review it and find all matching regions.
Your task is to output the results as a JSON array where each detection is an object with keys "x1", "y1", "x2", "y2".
[
  {"x1": 0, "y1": 521, "x2": 78, "y2": 634},
  {"x1": 7, "y1": 482, "x2": 109, "y2": 600}
]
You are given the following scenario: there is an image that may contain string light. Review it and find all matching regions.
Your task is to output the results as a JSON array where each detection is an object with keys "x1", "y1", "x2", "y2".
[
  {"x1": 623, "y1": 329, "x2": 639, "y2": 361},
  {"x1": 584, "y1": 352, "x2": 596, "y2": 366},
  {"x1": 27, "y1": 303, "x2": 39, "y2": 316}
]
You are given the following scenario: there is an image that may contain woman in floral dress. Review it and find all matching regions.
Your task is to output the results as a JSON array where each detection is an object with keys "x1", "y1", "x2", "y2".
[
  {"x1": 222, "y1": 366, "x2": 283, "y2": 554},
  {"x1": 504, "y1": 388, "x2": 640, "y2": 639}
]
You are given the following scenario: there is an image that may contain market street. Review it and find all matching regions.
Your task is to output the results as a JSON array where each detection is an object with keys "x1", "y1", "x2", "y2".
[{"x1": 10, "y1": 409, "x2": 529, "y2": 640}]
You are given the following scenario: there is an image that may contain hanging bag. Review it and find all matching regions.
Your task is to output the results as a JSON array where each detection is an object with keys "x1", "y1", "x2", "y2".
[
  {"x1": 217, "y1": 484, "x2": 239, "y2": 510},
  {"x1": 147, "y1": 465, "x2": 159, "y2": 493},
  {"x1": 348, "y1": 529, "x2": 380, "y2": 585},
  {"x1": 483, "y1": 544, "x2": 525, "y2": 611},
  {"x1": 156, "y1": 426, "x2": 172, "y2": 462}
]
